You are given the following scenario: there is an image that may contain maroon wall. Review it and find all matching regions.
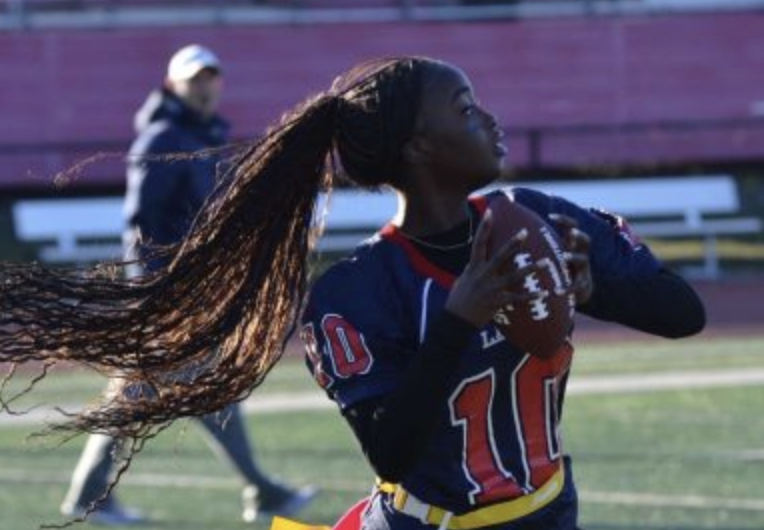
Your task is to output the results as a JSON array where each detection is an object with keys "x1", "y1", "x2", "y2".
[{"x1": 2, "y1": 11, "x2": 764, "y2": 191}]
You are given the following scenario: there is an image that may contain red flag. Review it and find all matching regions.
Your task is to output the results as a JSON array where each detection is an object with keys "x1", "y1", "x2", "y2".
[{"x1": 333, "y1": 497, "x2": 370, "y2": 530}]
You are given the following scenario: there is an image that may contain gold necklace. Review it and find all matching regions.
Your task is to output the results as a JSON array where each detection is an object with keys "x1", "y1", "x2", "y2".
[{"x1": 400, "y1": 207, "x2": 474, "y2": 251}]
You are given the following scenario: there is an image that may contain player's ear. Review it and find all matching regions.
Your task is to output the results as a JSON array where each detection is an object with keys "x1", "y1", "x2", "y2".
[{"x1": 402, "y1": 135, "x2": 434, "y2": 167}]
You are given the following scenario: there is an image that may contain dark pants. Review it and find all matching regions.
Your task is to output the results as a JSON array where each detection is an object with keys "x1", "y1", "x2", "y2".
[
  {"x1": 61, "y1": 398, "x2": 279, "y2": 510},
  {"x1": 62, "y1": 237, "x2": 284, "y2": 511}
]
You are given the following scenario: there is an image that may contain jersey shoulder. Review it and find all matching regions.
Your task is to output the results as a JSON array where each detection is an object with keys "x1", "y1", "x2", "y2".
[{"x1": 306, "y1": 237, "x2": 400, "y2": 318}]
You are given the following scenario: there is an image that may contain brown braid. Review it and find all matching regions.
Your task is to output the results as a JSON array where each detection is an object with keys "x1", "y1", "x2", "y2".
[{"x1": 0, "y1": 57, "x2": 433, "y2": 440}]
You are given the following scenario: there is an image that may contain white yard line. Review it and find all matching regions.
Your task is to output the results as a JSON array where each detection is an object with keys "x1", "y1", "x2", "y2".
[
  {"x1": 2, "y1": 467, "x2": 763, "y2": 513},
  {"x1": 580, "y1": 490, "x2": 764, "y2": 512},
  {"x1": 2, "y1": 368, "x2": 764, "y2": 427},
  {"x1": 567, "y1": 368, "x2": 764, "y2": 395}
]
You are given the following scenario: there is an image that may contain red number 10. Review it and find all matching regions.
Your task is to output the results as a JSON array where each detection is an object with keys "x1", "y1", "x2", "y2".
[{"x1": 449, "y1": 348, "x2": 571, "y2": 504}]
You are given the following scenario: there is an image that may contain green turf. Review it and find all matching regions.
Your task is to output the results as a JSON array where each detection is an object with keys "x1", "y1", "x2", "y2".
[{"x1": 1, "y1": 335, "x2": 762, "y2": 530}]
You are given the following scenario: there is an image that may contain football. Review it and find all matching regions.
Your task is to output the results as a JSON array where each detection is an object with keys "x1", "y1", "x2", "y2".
[{"x1": 486, "y1": 192, "x2": 575, "y2": 359}]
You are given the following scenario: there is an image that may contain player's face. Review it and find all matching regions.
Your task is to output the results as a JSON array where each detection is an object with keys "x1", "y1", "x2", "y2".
[{"x1": 409, "y1": 62, "x2": 507, "y2": 195}]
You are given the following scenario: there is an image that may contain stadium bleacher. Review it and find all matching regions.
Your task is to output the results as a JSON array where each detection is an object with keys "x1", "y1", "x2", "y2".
[
  {"x1": 1, "y1": 9, "x2": 764, "y2": 193},
  {"x1": 0, "y1": 0, "x2": 761, "y2": 267}
]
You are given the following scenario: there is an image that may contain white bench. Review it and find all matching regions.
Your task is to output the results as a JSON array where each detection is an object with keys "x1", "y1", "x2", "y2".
[
  {"x1": 10, "y1": 193, "x2": 399, "y2": 263},
  {"x1": 12, "y1": 197, "x2": 125, "y2": 264},
  {"x1": 11, "y1": 193, "x2": 399, "y2": 264},
  {"x1": 509, "y1": 176, "x2": 762, "y2": 279},
  {"x1": 11, "y1": 175, "x2": 762, "y2": 277}
]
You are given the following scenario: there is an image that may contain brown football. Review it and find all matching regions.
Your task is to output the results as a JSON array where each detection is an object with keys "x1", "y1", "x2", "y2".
[{"x1": 486, "y1": 192, "x2": 575, "y2": 359}]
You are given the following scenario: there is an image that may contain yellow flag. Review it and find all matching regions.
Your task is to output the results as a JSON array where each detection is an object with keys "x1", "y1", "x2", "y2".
[{"x1": 271, "y1": 516, "x2": 331, "y2": 530}]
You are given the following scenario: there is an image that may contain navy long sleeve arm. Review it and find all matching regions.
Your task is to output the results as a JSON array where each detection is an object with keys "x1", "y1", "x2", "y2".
[
  {"x1": 580, "y1": 268, "x2": 706, "y2": 338},
  {"x1": 343, "y1": 310, "x2": 476, "y2": 483}
]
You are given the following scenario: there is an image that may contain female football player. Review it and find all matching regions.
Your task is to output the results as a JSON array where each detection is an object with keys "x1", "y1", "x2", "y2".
[{"x1": 0, "y1": 57, "x2": 705, "y2": 529}]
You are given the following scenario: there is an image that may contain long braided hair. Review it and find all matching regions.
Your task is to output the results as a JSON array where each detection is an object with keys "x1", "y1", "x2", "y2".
[{"x1": 0, "y1": 57, "x2": 429, "y2": 441}]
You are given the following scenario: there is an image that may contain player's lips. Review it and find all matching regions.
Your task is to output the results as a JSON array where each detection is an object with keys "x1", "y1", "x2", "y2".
[{"x1": 493, "y1": 129, "x2": 508, "y2": 157}]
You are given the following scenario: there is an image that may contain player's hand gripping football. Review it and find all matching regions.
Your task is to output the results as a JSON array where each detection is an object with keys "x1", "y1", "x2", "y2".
[
  {"x1": 445, "y1": 210, "x2": 545, "y2": 328},
  {"x1": 549, "y1": 213, "x2": 594, "y2": 306}
]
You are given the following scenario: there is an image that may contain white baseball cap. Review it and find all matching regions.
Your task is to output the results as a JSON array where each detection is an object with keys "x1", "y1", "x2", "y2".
[{"x1": 166, "y1": 44, "x2": 222, "y2": 82}]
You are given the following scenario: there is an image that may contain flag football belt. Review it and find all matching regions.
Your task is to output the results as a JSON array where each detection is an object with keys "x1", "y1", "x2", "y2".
[{"x1": 377, "y1": 465, "x2": 565, "y2": 530}]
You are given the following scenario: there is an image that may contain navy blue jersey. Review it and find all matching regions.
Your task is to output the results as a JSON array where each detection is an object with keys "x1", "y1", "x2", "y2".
[{"x1": 302, "y1": 187, "x2": 660, "y2": 514}]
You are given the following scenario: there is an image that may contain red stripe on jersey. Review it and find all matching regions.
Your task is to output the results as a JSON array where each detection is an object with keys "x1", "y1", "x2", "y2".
[
  {"x1": 379, "y1": 196, "x2": 487, "y2": 288},
  {"x1": 380, "y1": 224, "x2": 456, "y2": 289}
]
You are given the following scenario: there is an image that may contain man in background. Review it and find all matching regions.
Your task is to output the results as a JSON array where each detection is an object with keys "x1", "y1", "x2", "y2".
[{"x1": 60, "y1": 44, "x2": 316, "y2": 526}]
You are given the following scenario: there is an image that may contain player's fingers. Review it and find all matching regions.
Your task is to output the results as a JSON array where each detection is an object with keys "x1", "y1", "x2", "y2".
[
  {"x1": 565, "y1": 250, "x2": 590, "y2": 270},
  {"x1": 549, "y1": 213, "x2": 588, "y2": 252},
  {"x1": 470, "y1": 209, "x2": 492, "y2": 264},
  {"x1": 490, "y1": 228, "x2": 528, "y2": 274},
  {"x1": 567, "y1": 227, "x2": 591, "y2": 253},
  {"x1": 555, "y1": 274, "x2": 592, "y2": 300},
  {"x1": 548, "y1": 212, "x2": 578, "y2": 230},
  {"x1": 493, "y1": 261, "x2": 549, "y2": 310},
  {"x1": 555, "y1": 251, "x2": 593, "y2": 302},
  {"x1": 566, "y1": 250, "x2": 591, "y2": 284}
]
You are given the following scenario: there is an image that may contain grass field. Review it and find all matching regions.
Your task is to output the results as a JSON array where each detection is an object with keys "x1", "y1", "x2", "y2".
[{"x1": 1, "y1": 334, "x2": 763, "y2": 530}]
